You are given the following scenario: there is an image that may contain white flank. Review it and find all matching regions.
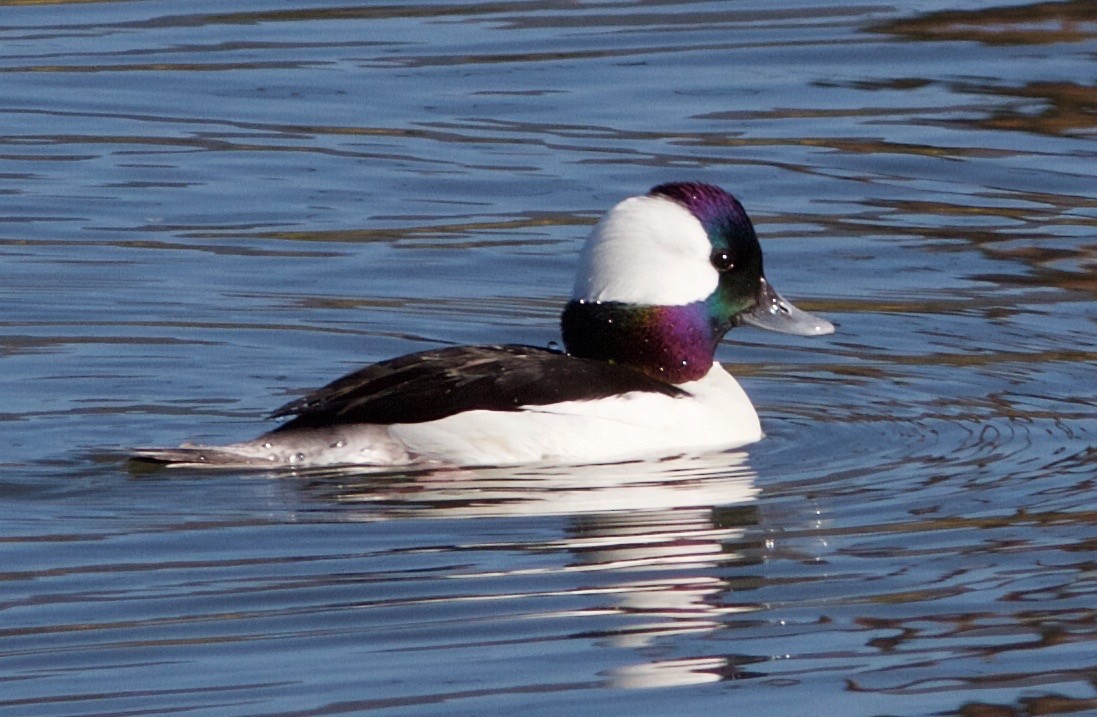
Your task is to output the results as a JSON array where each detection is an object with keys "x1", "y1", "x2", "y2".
[
  {"x1": 572, "y1": 194, "x2": 718, "y2": 306},
  {"x1": 390, "y1": 362, "x2": 761, "y2": 466},
  {"x1": 143, "y1": 364, "x2": 762, "y2": 468}
]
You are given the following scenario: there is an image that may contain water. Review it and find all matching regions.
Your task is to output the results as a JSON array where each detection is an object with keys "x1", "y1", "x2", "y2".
[{"x1": 1, "y1": 0, "x2": 1094, "y2": 714}]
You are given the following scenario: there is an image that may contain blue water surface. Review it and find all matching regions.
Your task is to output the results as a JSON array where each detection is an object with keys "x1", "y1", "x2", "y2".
[{"x1": 0, "y1": 1, "x2": 1094, "y2": 715}]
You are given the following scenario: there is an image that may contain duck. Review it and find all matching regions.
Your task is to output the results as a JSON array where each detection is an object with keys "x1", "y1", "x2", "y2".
[{"x1": 132, "y1": 182, "x2": 833, "y2": 468}]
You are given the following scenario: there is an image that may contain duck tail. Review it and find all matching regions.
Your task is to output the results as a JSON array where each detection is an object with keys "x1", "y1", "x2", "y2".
[{"x1": 129, "y1": 444, "x2": 269, "y2": 468}]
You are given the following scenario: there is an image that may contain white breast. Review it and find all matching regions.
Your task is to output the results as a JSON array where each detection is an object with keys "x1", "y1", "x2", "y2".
[{"x1": 390, "y1": 363, "x2": 761, "y2": 466}]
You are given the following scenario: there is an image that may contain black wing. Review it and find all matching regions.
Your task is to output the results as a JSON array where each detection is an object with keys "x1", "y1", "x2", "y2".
[{"x1": 269, "y1": 344, "x2": 686, "y2": 430}]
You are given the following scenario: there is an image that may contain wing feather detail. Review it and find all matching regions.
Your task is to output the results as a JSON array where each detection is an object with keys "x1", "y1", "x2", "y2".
[{"x1": 269, "y1": 344, "x2": 686, "y2": 430}]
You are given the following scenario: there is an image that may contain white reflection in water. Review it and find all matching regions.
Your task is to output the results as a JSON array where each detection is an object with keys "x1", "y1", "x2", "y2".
[{"x1": 293, "y1": 451, "x2": 760, "y2": 689}]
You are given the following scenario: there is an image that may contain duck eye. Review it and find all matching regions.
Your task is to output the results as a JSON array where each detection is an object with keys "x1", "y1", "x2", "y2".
[{"x1": 710, "y1": 250, "x2": 735, "y2": 273}]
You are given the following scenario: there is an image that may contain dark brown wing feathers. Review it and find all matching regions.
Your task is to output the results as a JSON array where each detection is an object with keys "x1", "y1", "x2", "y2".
[{"x1": 270, "y1": 344, "x2": 685, "y2": 430}]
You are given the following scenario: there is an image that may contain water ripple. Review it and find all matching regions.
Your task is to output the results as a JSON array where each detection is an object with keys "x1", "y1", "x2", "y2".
[{"x1": 1, "y1": 0, "x2": 1095, "y2": 714}]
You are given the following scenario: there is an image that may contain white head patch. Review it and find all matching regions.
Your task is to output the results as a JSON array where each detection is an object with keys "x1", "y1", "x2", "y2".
[{"x1": 571, "y1": 194, "x2": 718, "y2": 306}]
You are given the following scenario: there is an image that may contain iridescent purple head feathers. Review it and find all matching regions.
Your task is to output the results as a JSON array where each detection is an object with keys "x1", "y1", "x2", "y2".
[
  {"x1": 648, "y1": 182, "x2": 763, "y2": 276},
  {"x1": 561, "y1": 182, "x2": 832, "y2": 384}
]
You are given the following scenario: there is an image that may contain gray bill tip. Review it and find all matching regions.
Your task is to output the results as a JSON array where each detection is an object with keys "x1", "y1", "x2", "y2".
[{"x1": 737, "y1": 277, "x2": 835, "y2": 336}]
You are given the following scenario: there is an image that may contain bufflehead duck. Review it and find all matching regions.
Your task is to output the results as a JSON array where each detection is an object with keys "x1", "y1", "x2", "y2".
[{"x1": 133, "y1": 182, "x2": 833, "y2": 468}]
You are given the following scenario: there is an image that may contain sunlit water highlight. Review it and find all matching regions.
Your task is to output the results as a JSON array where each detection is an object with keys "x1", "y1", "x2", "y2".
[{"x1": 0, "y1": 0, "x2": 1094, "y2": 715}]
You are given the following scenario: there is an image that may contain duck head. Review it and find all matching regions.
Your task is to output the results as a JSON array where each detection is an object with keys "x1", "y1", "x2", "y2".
[{"x1": 562, "y1": 182, "x2": 833, "y2": 383}]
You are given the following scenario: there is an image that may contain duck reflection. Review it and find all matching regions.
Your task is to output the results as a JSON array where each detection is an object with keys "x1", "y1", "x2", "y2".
[{"x1": 288, "y1": 451, "x2": 764, "y2": 689}]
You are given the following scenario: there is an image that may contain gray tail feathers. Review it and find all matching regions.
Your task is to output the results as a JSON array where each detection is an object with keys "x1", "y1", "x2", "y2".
[{"x1": 129, "y1": 444, "x2": 268, "y2": 468}]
